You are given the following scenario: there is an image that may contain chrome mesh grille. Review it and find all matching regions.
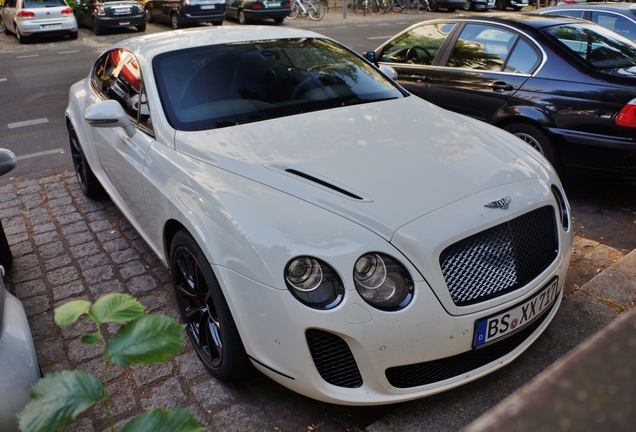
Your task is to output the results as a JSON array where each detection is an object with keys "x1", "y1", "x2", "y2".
[{"x1": 440, "y1": 206, "x2": 557, "y2": 306}]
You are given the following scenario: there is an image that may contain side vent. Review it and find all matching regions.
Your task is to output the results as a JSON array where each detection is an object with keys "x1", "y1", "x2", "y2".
[
  {"x1": 286, "y1": 169, "x2": 364, "y2": 200},
  {"x1": 306, "y1": 329, "x2": 363, "y2": 388}
]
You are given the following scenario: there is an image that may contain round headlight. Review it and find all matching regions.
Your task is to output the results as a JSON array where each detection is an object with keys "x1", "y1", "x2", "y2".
[
  {"x1": 285, "y1": 257, "x2": 343, "y2": 310},
  {"x1": 354, "y1": 253, "x2": 413, "y2": 311}
]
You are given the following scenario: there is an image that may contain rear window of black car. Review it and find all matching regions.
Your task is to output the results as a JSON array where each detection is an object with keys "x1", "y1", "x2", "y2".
[
  {"x1": 24, "y1": 0, "x2": 67, "y2": 7},
  {"x1": 545, "y1": 23, "x2": 636, "y2": 69},
  {"x1": 153, "y1": 38, "x2": 404, "y2": 131}
]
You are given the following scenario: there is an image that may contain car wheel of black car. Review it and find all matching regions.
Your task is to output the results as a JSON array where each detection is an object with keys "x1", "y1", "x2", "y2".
[
  {"x1": 68, "y1": 123, "x2": 103, "y2": 198},
  {"x1": 462, "y1": 0, "x2": 472, "y2": 10},
  {"x1": 238, "y1": 9, "x2": 248, "y2": 25},
  {"x1": 171, "y1": 230, "x2": 250, "y2": 381},
  {"x1": 171, "y1": 13, "x2": 181, "y2": 29},
  {"x1": 136, "y1": 21, "x2": 146, "y2": 32},
  {"x1": 504, "y1": 123, "x2": 561, "y2": 171},
  {"x1": 494, "y1": 0, "x2": 505, "y2": 10},
  {"x1": 428, "y1": 0, "x2": 438, "y2": 11},
  {"x1": 93, "y1": 18, "x2": 104, "y2": 35},
  {"x1": 144, "y1": 8, "x2": 155, "y2": 23}
]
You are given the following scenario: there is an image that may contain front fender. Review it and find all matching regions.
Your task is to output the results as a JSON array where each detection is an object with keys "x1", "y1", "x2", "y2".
[{"x1": 491, "y1": 103, "x2": 554, "y2": 129}]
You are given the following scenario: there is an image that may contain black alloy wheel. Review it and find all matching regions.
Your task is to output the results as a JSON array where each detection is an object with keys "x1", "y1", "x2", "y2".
[
  {"x1": 68, "y1": 123, "x2": 103, "y2": 198},
  {"x1": 171, "y1": 230, "x2": 249, "y2": 380},
  {"x1": 462, "y1": 0, "x2": 472, "y2": 10},
  {"x1": 428, "y1": 0, "x2": 438, "y2": 11}
]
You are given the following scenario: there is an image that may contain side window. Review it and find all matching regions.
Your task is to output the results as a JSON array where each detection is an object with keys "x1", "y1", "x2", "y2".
[
  {"x1": 504, "y1": 37, "x2": 541, "y2": 74},
  {"x1": 91, "y1": 49, "x2": 153, "y2": 134},
  {"x1": 592, "y1": 12, "x2": 636, "y2": 41},
  {"x1": 446, "y1": 24, "x2": 517, "y2": 72},
  {"x1": 379, "y1": 23, "x2": 455, "y2": 66}
]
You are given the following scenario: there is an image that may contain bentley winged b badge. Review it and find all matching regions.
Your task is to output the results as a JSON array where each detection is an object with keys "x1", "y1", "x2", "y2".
[{"x1": 484, "y1": 196, "x2": 512, "y2": 210}]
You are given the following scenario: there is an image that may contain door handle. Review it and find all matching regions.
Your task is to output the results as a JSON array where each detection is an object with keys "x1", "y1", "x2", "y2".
[
  {"x1": 490, "y1": 81, "x2": 513, "y2": 92},
  {"x1": 400, "y1": 74, "x2": 428, "y2": 83}
]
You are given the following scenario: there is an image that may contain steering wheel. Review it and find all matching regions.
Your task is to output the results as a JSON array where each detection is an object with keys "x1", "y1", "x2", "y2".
[
  {"x1": 290, "y1": 75, "x2": 321, "y2": 100},
  {"x1": 406, "y1": 46, "x2": 432, "y2": 63}
]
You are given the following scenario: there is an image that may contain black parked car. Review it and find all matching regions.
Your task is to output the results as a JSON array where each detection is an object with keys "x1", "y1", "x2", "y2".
[
  {"x1": 366, "y1": 13, "x2": 636, "y2": 179},
  {"x1": 144, "y1": 0, "x2": 225, "y2": 28},
  {"x1": 225, "y1": 0, "x2": 290, "y2": 24},
  {"x1": 538, "y1": 3, "x2": 636, "y2": 42},
  {"x1": 74, "y1": 0, "x2": 145, "y2": 35}
]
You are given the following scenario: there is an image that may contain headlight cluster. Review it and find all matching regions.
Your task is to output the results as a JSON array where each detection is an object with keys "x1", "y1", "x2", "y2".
[
  {"x1": 285, "y1": 257, "x2": 344, "y2": 310},
  {"x1": 285, "y1": 253, "x2": 413, "y2": 311}
]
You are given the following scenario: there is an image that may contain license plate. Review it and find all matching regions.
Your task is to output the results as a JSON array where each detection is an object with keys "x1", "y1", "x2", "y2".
[
  {"x1": 113, "y1": 7, "x2": 130, "y2": 14},
  {"x1": 41, "y1": 24, "x2": 62, "y2": 29},
  {"x1": 269, "y1": 2, "x2": 281, "y2": 5},
  {"x1": 118, "y1": 21, "x2": 130, "y2": 25},
  {"x1": 473, "y1": 278, "x2": 560, "y2": 348},
  {"x1": 201, "y1": 5, "x2": 216, "y2": 9}
]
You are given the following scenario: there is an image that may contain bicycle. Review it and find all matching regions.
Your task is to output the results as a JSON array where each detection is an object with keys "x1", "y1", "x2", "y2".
[
  {"x1": 352, "y1": 0, "x2": 391, "y2": 15},
  {"x1": 391, "y1": 0, "x2": 424, "y2": 13},
  {"x1": 287, "y1": 0, "x2": 326, "y2": 20}
]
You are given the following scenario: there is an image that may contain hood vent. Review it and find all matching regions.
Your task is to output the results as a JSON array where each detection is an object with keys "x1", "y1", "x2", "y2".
[{"x1": 285, "y1": 169, "x2": 364, "y2": 200}]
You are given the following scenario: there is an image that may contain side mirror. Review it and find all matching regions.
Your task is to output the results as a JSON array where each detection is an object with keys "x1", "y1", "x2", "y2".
[
  {"x1": 0, "y1": 149, "x2": 16, "y2": 177},
  {"x1": 84, "y1": 100, "x2": 136, "y2": 138},
  {"x1": 365, "y1": 51, "x2": 376, "y2": 63},
  {"x1": 379, "y1": 65, "x2": 398, "y2": 81}
]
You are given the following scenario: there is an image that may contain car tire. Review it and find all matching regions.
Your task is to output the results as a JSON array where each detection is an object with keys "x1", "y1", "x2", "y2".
[
  {"x1": 170, "y1": 230, "x2": 250, "y2": 381},
  {"x1": 93, "y1": 18, "x2": 104, "y2": 35},
  {"x1": 68, "y1": 122, "x2": 103, "y2": 198},
  {"x1": 238, "y1": 9, "x2": 247, "y2": 25},
  {"x1": 494, "y1": 0, "x2": 506, "y2": 10},
  {"x1": 504, "y1": 123, "x2": 561, "y2": 172},
  {"x1": 274, "y1": 17, "x2": 284, "y2": 24},
  {"x1": 462, "y1": 0, "x2": 472, "y2": 10},
  {"x1": 428, "y1": 0, "x2": 438, "y2": 11},
  {"x1": 1, "y1": 19, "x2": 9, "y2": 35},
  {"x1": 171, "y1": 13, "x2": 181, "y2": 29},
  {"x1": 136, "y1": 21, "x2": 146, "y2": 32},
  {"x1": 547, "y1": 0, "x2": 557, "y2": 5},
  {"x1": 15, "y1": 26, "x2": 27, "y2": 44},
  {"x1": 144, "y1": 8, "x2": 155, "y2": 23},
  {"x1": 68, "y1": 31, "x2": 78, "y2": 40},
  {"x1": 0, "y1": 220, "x2": 13, "y2": 270}
]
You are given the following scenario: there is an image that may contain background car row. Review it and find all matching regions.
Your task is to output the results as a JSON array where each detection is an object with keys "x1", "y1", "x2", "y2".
[{"x1": 366, "y1": 12, "x2": 636, "y2": 179}]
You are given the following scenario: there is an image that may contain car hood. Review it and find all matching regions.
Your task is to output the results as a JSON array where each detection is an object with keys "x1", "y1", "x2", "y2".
[{"x1": 175, "y1": 97, "x2": 544, "y2": 240}]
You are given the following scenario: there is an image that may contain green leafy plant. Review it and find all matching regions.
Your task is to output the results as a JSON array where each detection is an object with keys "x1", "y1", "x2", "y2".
[{"x1": 18, "y1": 293, "x2": 205, "y2": 432}]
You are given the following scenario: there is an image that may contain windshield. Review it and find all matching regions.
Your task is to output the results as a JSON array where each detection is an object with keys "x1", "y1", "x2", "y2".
[
  {"x1": 153, "y1": 38, "x2": 404, "y2": 131},
  {"x1": 545, "y1": 23, "x2": 636, "y2": 69}
]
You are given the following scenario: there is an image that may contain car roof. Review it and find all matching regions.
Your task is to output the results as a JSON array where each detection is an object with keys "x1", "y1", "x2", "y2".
[
  {"x1": 421, "y1": 12, "x2": 593, "y2": 30},
  {"x1": 115, "y1": 26, "x2": 327, "y2": 59},
  {"x1": 541, "y1": 2, "x2": 636, "y2": 13}
]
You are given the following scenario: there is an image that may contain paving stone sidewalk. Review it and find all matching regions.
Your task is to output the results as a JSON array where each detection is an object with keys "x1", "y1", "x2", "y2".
[{"x1": 1, "y1": 171, "x2": 632, "y2": 431}]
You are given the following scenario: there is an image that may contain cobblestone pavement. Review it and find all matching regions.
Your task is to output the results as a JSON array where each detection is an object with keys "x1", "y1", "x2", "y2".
[
  {"x1": 0, "y1": 172, "x2": 398, "y2": 431},
  {"x1": 1, "y1": 170, "x2": 632, "y2": 431}
]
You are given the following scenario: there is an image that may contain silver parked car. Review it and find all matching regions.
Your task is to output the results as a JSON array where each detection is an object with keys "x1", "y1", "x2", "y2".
[
  {"x1": 0, "y1": 150, "x2": 40, "y2": 432},
  {"x1": 0, "y1": 0, "x2": 78, "y2": 44}
]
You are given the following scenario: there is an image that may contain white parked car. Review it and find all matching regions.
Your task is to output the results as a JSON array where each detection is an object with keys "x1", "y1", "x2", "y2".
[
  {"x1": 65, "y1": 26, "x2": 573, "y2": 405},
  {"x1": 0, "y1": 0, "x2": 78, "y2": 44}
]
